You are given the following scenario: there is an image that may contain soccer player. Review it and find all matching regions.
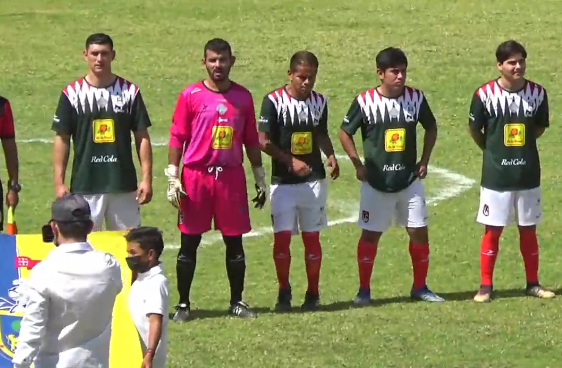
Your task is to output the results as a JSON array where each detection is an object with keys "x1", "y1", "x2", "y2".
[
  {"x1": 52, "y1": 33, "x2": 154, "y2": 231},
  {"x1": 468, "y1": 40, "x2": 555, "y2": 302},
  {"x1": 165, "y1": 38, "x2": 267, "y2": 321},
  {"x1": 0, "y1": 96, "x2": 21, "y2": 229},
  {"x1": 257, "y1": 51, "x2": 339, "y2": 311},
  {"x1": 339, "y1": 47, "x2": 444, "y2": 304}
]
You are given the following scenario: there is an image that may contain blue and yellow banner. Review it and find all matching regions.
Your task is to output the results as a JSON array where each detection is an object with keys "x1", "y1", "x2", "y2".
[{"x1": 0, "y1": 231, "x2": 142, "y2": 368}]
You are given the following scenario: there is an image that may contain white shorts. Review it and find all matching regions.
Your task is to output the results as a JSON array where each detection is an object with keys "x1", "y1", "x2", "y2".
[
  {"x1": 358, "y1": 178, "x2": 428, "y2": 232},
  {"x1": 270, "y1": 179, "x2": 328, "y2": 235},
  {"x1": 476, "y1": 186, "x2": 542, "y2": 227},
  {"x1": 82, "y1": 191, "x2": 141, "y2": 231}
]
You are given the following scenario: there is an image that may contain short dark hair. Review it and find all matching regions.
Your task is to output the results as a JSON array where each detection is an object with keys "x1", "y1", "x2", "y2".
[
  {"x1": 204, "y1": 38, "x2": 232, "y2": 58},
  {"x1": 376, "y1": 47, "x2": 408, "y2": 71},
  {"x1": 85, "y1": 33, "x2": 114, "y2": 50},
  {"x1": 125, "y1": 226, "x2": 164, "y2": 258},
  {"x1": 289, "y1": 51, "x2": 319, "y2": 71},
  {"x1": 56, "y1": 220, "x2": 93, "y2": 239},
  {"x1": 496, "y1": 40, "x2": 527, "y2": 64}
]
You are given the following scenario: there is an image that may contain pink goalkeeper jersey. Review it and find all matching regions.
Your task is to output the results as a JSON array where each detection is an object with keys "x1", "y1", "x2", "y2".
[{"x1": 170, "y1": 81, "x2": 259, "y2": 168}]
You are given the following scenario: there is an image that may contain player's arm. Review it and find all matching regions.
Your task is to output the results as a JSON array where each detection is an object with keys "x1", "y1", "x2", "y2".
[
  {"x1": 12, "y1": 272, "x2": 49, "y2": 368},
  {"x1": 52, "y1": 92, "x2": 74, "y2": 194},
  {"x1": 339, "y1": 97, "x2": 364, "y2": 169},
  {"x1": 131, "y1": 90, "x2": 154, "y2": 194},
  {"x1": 142, "y1": 281, "x2": 168, "y2": 366},
  {"x1": 242, "y1": 94, "x2": 267, "y2": 208},
  {"x1": 535, "y1": 89, "x2": 549, "y2": 139},
  {"x1": 418, "y1": 96, "x2": 438, "y2": 165},
  {"x1": 315, "y1": 102, "x2": 336, "y2": 158},
  {"x1": 258, "y1": 95, "x2": 293, "y2": 167},
  {"x1": 467, "y1": 92, "x2": 487, "y2": 150},
  {"x1": 0, "y1": 99, "x2": 19, "y2": 187}
]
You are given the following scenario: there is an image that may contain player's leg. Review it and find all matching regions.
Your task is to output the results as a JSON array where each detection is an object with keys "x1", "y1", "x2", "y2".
[
  {"x1": 473, "y1": 187, "x2": 513, "y2": 302},
  {"x1": 81, "y1": 193, "x2": 107, "y2": 231},
  {"x1": 214, "y1": 166, "x2": 255, "y2": 318},
  {"x1": 269, "y1": 183, "x2": 298, "y2": 312},
  {"x1": 397, "y1": 179, "x2": 444, "y2": 302},
  {"x1": 173, "y1": 168, "x2": 214, "y2": 322},
  {"x1": 354, "y1": 182, "x2": 393, "y2": 305},
  {"x1": 105, "y1": 191, "x2": 141, "y2": 230},
  {"x1": 515, "y1": 187, "x2": 555, "y2": 299},
  {"x1": 296, "y1": 179, "x2": 328, "y2": 311}
]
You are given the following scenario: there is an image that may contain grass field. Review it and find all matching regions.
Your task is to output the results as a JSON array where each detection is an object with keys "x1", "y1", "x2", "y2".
[{"x1": 2, "y1": 0, "x2": 562, "y2": 367}]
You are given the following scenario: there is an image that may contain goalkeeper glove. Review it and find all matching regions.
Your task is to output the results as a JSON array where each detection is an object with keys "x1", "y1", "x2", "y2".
[
  {"x1": 251, "y1": 166, "x2": 267, "y2": 209},
  {"x1": 164, "y1": 164, "x2": 187, "y2": 209}
]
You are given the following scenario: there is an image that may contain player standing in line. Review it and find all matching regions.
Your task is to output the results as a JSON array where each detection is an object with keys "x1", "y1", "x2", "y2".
[
  {"x1": 468, "y1": 40, "x2": 555, "y2": 302},
  {"x1": 257, "y1": 51, "x2": 339, "y2": 311},
  {"x1": 165, "y1": 38, "x2": 267, "y2": 321},
  {"x1": 52, "y1": 33, "x2": 154, "y2": 231},
  {"x1": 339, "y1": 47, "x2": 444, "y2": 304},
  {"x1": 0, "y1": 96, "x2": 21, "y2": 229}
]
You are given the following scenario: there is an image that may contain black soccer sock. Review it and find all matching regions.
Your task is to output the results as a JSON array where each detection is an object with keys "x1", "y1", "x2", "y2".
[
  {"x1": 176, "y1": 233, "x2": 202, "y2": 306},
  {"x1": 223, "y1": 235, "x2": 246, "y2": 305}
]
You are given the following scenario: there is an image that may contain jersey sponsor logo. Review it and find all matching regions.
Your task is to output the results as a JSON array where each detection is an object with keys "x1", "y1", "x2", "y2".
[
  {"x1": 501, "y1": 158, "x2": 526, "y2": 166},
  {"x1": 382, "y1": 163, "x2": 406, "y2": 171},
  {"x1": 212, "y1": 126, "x2": 233, "y2": 149},
  {"x1": 384, "y1": 128, "x2": 406, "y2": 152},
  {"x1": 93, "y1": 119, "x2": 115, "y2": 143},
  {"x1": 291, "y1": 132, "x2": 313, "y2": 155},
  {"x1": 91, "y1": 155, "x2": 118, "y2": 163},
  {"x1": 504, "y1": 123, "x2": 525, "y2": 147}
]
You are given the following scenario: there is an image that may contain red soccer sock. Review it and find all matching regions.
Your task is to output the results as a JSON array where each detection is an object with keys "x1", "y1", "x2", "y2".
[
  {"x1": 357, "y1": 238, "x2": 378, "y2": 289},
  {"x1": 302, "y1": 232, "x2": 322, "y2": 294},
  {"x1": 480, "y1": 226, "x2": 502, "y2": 286},
  {"x1": 409, "y1": 242, "x2": 430, "y2": 290},
  {"x1": 518, "y1": 226, "x2": 540, "y2": 284},
  {"x1": 273, "y1": 231, "x2": 292, "y2": 290}
]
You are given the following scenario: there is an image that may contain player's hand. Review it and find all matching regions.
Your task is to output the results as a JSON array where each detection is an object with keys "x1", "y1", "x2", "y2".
[
  {"x1": 6, "y1": 190, "x2": 19, "y2": 211},
  {"x1": 141, "y1": 354, "x2": 153, "y2": 368},
  {"x1": 326, "y1": 155, "x2": 339, "y2": 180},
  {"x1": 136, "y1": 179, "x2": 153, "y2": 205},
  {"x1": 416, "y1": 161, "x2": 428, "y2": 179},
  {"x1": 164, "y1": 165, "x2": 187, "y2": 209},
  {"x1": 252, "y1": 166, "x2": 267, "y2": 209},
  {"x1": 355, "y1": 165, "x2": 367, "y2": 182},
  {"x1": 290, "y1": 157, "x2": 312, "y2": 177},
  {"x1": 55, "y1": 184, "x2": 70, "y2": 199}
]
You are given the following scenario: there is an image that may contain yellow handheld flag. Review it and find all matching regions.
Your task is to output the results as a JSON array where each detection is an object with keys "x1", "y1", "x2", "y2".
[{"x1": 6, "y1": 207, "x2": 17, "y2": 235}]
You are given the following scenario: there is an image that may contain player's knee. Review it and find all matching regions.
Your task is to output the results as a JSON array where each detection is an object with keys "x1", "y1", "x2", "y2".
[
  {"x1": 177, "y1": 233, "x2": 202, "y2": 263},
  {"x1": 360, "y1": 229, "x2": 382, "y2": 243},
  {"x1": 223, "y1": 235, "x2": 245, "y2": 261},
  {"x1": 406, "y1": 226, "x2": 428, "y2": 245}
]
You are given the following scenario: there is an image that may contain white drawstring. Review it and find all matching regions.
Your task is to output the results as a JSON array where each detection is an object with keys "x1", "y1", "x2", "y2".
[{"x1": 208, "y1": 166, "x2": 223, "y2": 180}]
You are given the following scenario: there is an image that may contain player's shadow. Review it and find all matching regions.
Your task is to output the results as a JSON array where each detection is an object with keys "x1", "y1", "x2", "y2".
[{"x1": 168, "y1": 307, "x2": 274, "y2": 321}]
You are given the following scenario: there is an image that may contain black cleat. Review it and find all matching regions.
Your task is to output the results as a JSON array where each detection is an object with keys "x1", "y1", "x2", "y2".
[
  {"x1": 229, "y1": 301, "x2": 257, "y2": 318},
  {"x1": 172, "y1": 303, "x2": 191, "y2": 323},
  {"x1": 275, "y1": 288, "x2": 292, "y2": 312},
  {"x1": 301, "y1": 290, "x2": 320, "y2": 311}
]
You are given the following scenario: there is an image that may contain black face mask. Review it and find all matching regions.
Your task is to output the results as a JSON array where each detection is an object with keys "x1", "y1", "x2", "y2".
[{"x1": 126, "y1": 256, "x2": 151, "y2": 273}]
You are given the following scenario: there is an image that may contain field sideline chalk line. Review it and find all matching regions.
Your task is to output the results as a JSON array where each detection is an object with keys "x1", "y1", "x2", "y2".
[{"x1": 17, "y1": 137, "x2": 476, "y2": 250}]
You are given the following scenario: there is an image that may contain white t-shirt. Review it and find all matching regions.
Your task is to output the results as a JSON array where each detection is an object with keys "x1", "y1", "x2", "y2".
[{"x1": 128, "y1": 263, "x2": 169, "y2": 368}]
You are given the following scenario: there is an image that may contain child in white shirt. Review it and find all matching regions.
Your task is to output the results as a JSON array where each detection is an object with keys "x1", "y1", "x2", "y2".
[{"x1": 125, "y1": 227, "x2": 169, "y2": 368}]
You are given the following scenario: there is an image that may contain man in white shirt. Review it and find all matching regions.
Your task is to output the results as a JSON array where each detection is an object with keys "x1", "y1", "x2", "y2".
[
  {"x1": 12, "y1": 193, "x2": 123, "y2": 368},
  {"x1": 125, "y1": 226, "x2": 169, "y2": 368}
]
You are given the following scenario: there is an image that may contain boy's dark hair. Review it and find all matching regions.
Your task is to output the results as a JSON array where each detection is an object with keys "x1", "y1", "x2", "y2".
[
  {"x1": 85, "y1": 33, "x2": 114, "y2": 50},
  {"x1": 289, "y1": 51, "x2": 319, "y2": 71},
  {"x1": 56, "y1": 221, "x2": 93, "y2": 239},
  {"x1": 204, "y1": 38, "x2": 232, "y2": 58},
  {"x1": 496, "y1": 40, "x2": 527, "y2": 64},
  {"x1": 125, "y1": 226, "x2": 164, "y2": 258},
  {"x1": 376, "y1": 47, "x2": 408, "y2": 71}
]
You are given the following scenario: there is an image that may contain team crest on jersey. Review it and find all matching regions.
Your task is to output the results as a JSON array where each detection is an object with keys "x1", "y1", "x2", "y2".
[
  {"x1": 404, "y1": 105, "x2": 416, "y2": 122},
  {"x1": 217, "y1": 103, "x2": 228, "y2": 115},
  {"x1": 311, "y1": 108, "x2": 321, "y2": 126}
]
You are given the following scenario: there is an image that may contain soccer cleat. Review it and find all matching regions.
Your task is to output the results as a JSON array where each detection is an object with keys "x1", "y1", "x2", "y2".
[
  {"x1": 275, "y1": 288, "x2": 292, "y2": 312},
  {"x1": 353, "y1": 288, "x2": 374, "y2": 305},
  {"x1": 411, "y1": 285, "x2": 445, "y2": 302},
  {"x1": 172, "y1": 303, "x2": 191, "y2": 323},
  {"x1": 229, "y1": 301, "x2": 257, "y2": 318},
  {"x1": 473, "y1": 285, "x2": 493, "y2": 303},
  {"x1": 526, "y1": 285, "x2": 556, "y2": 299},
  {"x1": 301, "y1": 290, "x2": 320, "y2": 312}
]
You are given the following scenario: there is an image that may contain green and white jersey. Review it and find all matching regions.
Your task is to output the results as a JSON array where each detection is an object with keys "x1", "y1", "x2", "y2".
[
  {"x1": 52, "y1": 76, "x2": 151, "y2": 194},
  {"x1": 469, "y1": 79, "x2": 549, "y2": 191},
  {"x1": 341, "y1": 86, "x2": 437, "y2": 193}
]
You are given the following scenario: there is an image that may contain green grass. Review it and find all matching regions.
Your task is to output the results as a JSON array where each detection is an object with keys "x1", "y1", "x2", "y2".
[{"x1": 2, "y1": 0, "x2": 562, "y2": 367}]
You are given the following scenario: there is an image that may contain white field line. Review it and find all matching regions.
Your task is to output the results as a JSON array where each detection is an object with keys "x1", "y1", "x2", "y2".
[{"x1": 17, "y1": 138, "x2": 476, "y2": 250}]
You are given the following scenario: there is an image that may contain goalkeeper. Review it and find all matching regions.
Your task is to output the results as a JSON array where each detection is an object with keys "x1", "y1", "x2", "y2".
[{"x1": 164, "y1": 38, "x2": 267, "y2": 321}]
